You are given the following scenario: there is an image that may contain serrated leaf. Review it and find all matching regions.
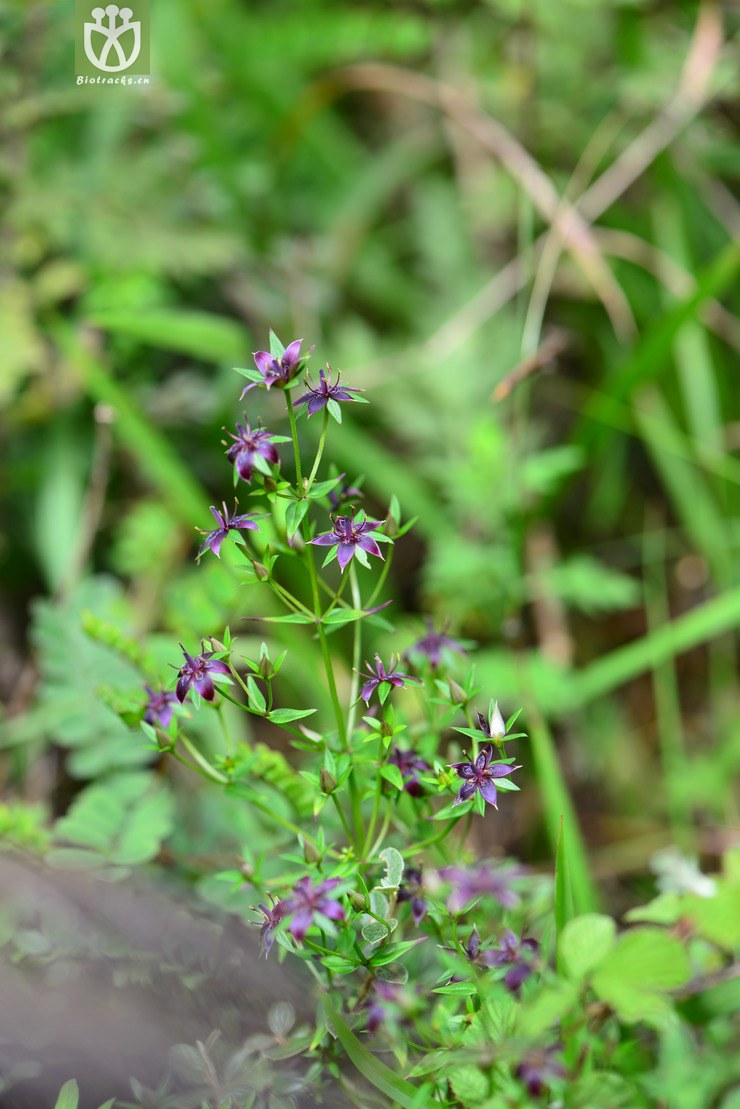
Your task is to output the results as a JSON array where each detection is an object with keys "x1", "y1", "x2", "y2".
[{"x1": 560, "y1": 913, "x2": 616, "y2": 980}]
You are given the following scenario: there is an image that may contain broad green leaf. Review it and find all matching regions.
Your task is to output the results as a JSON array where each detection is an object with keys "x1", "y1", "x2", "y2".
[
  {"x1": 560, "y1": 913, "x2": 616, "y2": 980},
  {"x1": 379, "y1": 847, "x2": 404, "y2": 889}
]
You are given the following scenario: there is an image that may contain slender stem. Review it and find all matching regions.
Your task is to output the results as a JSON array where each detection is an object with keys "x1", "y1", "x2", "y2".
[
  {"x1": 363, "y1": 733, "x2": 385, "y2": 856},
  {"x1": 285, "y1": 391, "x2": 304, "y2": 485},
  {"x1": 179, "y1": 734, "x2": 229, "y2": 784},
  {"x1": 365, "y1": 546, "x2": 393, "y2": 609},
  {"x1": 405, "y1": 814, "x2": 466, "y2": 858},
  {"x1": 346, "y1": 564, "x2": 363, "y2": 741},
  {"x1": 305, "y1": 409, "x2": 329, "y2": 493},
  {"x1": 216, "y1": 703, "x2": 233, "y2": 755},
  {"x1": 332, "y1": 793, "x2": 355, "y2": 846}
]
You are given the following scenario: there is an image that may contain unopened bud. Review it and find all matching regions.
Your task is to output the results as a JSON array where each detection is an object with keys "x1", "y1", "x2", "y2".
[
  {"x1": 320, "y1": 768, "x2": 337, "y2": 795},
  {"x1": 252, "y1": 560, "x2": 269, "y2": 581},
  {"x1": 303, "y1": 839, "x2": 321, "y2": 865},
  {"x1": 263, "y1": 476, "x2": 278, "y2": 494},
  {"x1": 347, "y1": 889, "x2": 369, "y2": 913},
  {"x1": 239, "y1": 861, "x2": 255, "y2": 880},
  {"x1": 259, "y1": 656, "x2": 275, "y2": 680},
  {"x1": 208, "y1": 637, "x2": 227, "y2": 653},
  {"x1": 383, "y1": 511, "x2": 398, "y2": 538},
  {"x1": 448, "y1": 679, "x2": 467, "y2": 705}
]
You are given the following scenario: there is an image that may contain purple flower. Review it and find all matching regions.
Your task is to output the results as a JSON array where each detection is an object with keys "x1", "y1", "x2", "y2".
[
  {"x1": 143, "y1": 686, "x2": 178, "y2": 729},
  {"x1": 225, "y1": 422, "x2": 280, "y2": 483},
  {"x1": 387, "y1": 747, "x2": 429, "y2": 797},
  {"x1": 359, "y1": 655, "x2": 418, "y2": 706},
  {"x1": 309, "y1": 512, "x2": 385, "y2": 573},
  {"x1": 515, "y1": 1046, "x2": 567, "y2": 1097},
  {"x1": 240, "y1": 337, "x2": 306, "y2": 397},
  {"x1": 254, "y1": 897, "x2": 288, "y2": 957},
  {"x1": 196, "y1": 502, "x2": 260, "y2": 558},
  {"x1": 293, "y1": 367, "x2": 362, "y2": 417},
  {"x1": 175, "y1": 643, "x2": 232, "y2": 703},
  {"x1": 397, "y1": 868, "x2": 427, "y2": 925},
  {"x1": 485, "y1": 929, "x2": 539, "y2": 994},
  {"x1": 450, "y1": 745, "x2": 520, "y2": 808},
  {"x1": 405, "y1": 620, "x2": 468, "y2": 670},
  {"x1": 365, "y1": 981, "x2": 399, "y2": 1032},
  {"x1": 440, "y1": 860, "x2": 524, "y2": 914},
  {"x1": 328, "y1": 474, "x2": 363, "y2": 512},
  {"x1": 284, "y1": 877, "x2": 345, "y2": 942}
]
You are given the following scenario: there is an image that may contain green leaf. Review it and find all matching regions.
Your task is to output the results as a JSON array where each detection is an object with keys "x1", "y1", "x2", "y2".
[
  {"x1": 369, "y1": 938, "x2": 423, "y2": 966},
  {"x1": 327, "y1": 398, "x2": 342, "y2": 423},
  {"x1": 379, "y1": 847, "x2": 404, "y2": 889},
  {"x1": 592, "y1": 927, "x2": 691, "y2": 1026},
  {"x1": 555, "y1": 815, "x2": 575, "y2": 963},
  {"x1": 560, "y1": 913, "x2": 616, "y2": 981},
  {"x1": 246, "y1": 675, "x2": 267, "y2": 713},
  {"x1": 448, "y1": 1065, "x2": 489, "y2": 1105},
  {"x1": 53, "y1": 1080, "x2": 79, "y2": 1109},
  {"x1": 269, "y1": 329, "x2": 285, "y2": 359},
  {"x1": 518, "y1": 982, "x2": 579, "y2": 1037},
  {"x1": 380, "y1": 764, "x2": 404, "y2": 791},
  {"x1": 268, "y1": 707, "x2": 318, "y2": 724},
  {"x1": 323, "y1": 998, "x2": 422, "y2": 1106},
  {"x1": 286, "y1": 498, "x2": 309, "y2": 538},
  {"x1": 362, "y1": 920, "x2": 396, "y2": 944}
]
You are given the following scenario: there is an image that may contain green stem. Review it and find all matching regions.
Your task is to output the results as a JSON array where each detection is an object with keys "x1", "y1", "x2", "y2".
[
  {"x1": 179, "y1": 734, "x2": 229, "y2": 784},
  {"x1": 332, "y1": 793, "x2": 355, "y2": 845},
  {"x1": 305, "y1": 409, "x2": 329, "y2": 493},
  {"x1": 363, "y1": 733, "x2": 385, "y2": 856},
  {"x1": 346, "y1": 564, "x2": 363, "y2": 741},
  {"x1": 285, "y1": 390, "x2": 304, "y2": 484},
  {"x1": 365, "y1": 546, "x2": 393, "y2": 609},
  {"x1": 284, "y1": 391, "x2": 363, "y2": 852},
  {"x1": 405, "y1": 813, "x2": 466, "y2": 858}
]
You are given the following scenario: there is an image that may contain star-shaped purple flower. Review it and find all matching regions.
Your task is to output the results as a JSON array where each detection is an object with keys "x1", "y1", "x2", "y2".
[
  {"x1": 284, "y1": 877, "x2": 345, "y2": 942},
  {"x1": 405, "y1": 620, "x2": 468, "y2": 670},
  {"x1": 196, "y1": 502, "x2": 261, "y2": 559},
  {"x1": 309, "y1": 512, "x2": 385, "y2": 572},
  {"x1": 440, "y1": 860, "x2": 524, "y2": 913},
  {"x1": 293, "y1": 367, "x2": 362, "y2": 417},
  {"x1": 225, "y1": 422, "x2": 280, "y2": 483},
  {"x1": 486, "y1": 929, "x2": 539, "y2": 994},
  {"x1": 449, "y1": 744, "x2": 520, "y2": 808},
  {"x1": 175, "y1": 643, "x2": 232, "y2": 703},
  {"x1": 240, "y1": 337, "x2": 306, "y2": 397},
  {"x1": 387, "y1": 747, "x2": 430, "y2": 796},
  {"x1": 359, "y1": 654, "x2": 418, "y2": 705},
  {"x1": 143, "y1": 686, "x2": 178, "y2": 729}
]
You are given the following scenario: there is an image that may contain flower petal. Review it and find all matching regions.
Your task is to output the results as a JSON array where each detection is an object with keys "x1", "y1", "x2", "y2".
[
  {"x1": 479, "y1": 780, "x2": 499, "y2": 807},
  {"x1": 488, "y1": 762, "x2": 521, "y2": 778},
  {"x1": 176, "y1": 675, "x2": 191, "y2": 703},
  {"x1": 336, "y1": 542, "x2": 355, "y2": 571},
  {"x1": 194, "y1": 673, "x2": 215, "y2": 701},
  {"x1": 356, "y1": 535, "x2": 383, "y2": 559},
  {"x1": 282, "y1": 339, "x2": 303, "y2": 366},
  {"x1": 253, "y1": 351, "x2": 273, "y2": 373},
  {"x1": 309, "y1": 532, "x2": 338, "y2": 547}
]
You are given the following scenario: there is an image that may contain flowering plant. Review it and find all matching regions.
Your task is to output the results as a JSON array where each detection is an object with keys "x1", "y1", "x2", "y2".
[{"x1": 75, "y1": 330, "x2": 733, "y2": 1107}]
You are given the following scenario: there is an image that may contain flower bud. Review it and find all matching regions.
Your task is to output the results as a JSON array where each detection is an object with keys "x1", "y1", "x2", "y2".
[
  {"x1": 320, "y1": 768, "x2": 337, "y2": 795},
  {"x1": 447, "y1": 679, "x2": 467, "y2": 705},
  {"x1": 303, "y1": 839, "x2": 322, "y2": 865},
  {"x1": 263, "y1": 476, "x2": 278, "y2": 494},
  {"x1": 347, "y1": 889, "x2": 369, "y2": 913},
  {"x1": 259, "y1": 656, "x2": 275, "y2": 681},
  {"x1": 383, "y1": 511, "x2": 398, "y2": 538},
  {"x1": 239, "y1": 861, "x2": 255, "y2": 880},
  {"x1": 252, "y1": 560, "x2": 269, "y2": 581}
]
